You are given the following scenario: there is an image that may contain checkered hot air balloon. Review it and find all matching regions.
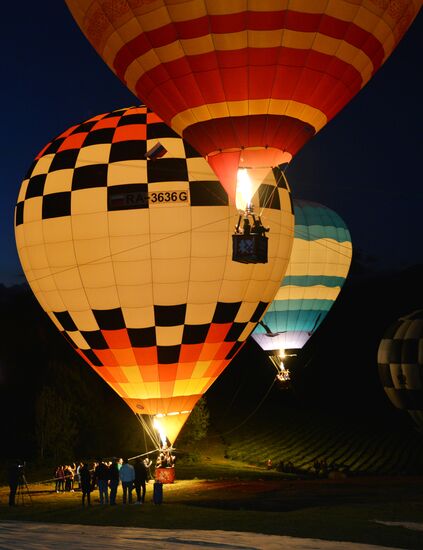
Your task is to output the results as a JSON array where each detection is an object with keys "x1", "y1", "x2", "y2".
[
  {"x1": 14, "y1": 106, "x2": 294, "y2": 445},
  {"x1": 65, "y1": 0, "x2": 421, "y2": 202},
  {"x1": 378, "y1": 310, "x2": 423, "y2": 430},
  {"x1": 252, "y1": 199, "x2": 352, "y2": 381}
]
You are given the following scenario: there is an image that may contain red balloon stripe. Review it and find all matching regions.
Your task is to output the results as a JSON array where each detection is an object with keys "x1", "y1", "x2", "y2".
[
  {"x1": 132, "y1": 50, "x2": 362, "y2": 127},
  {"x1": 113, "y1": 10, "x2": 385, "y2": 84}
]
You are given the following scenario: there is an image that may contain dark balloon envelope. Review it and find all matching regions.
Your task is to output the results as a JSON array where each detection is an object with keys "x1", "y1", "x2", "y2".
[{"x1": 378, "y1": 309, "x2": 423, "y2": 430}]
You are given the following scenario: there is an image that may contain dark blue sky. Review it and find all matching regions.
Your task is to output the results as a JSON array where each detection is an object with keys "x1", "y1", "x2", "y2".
[{"x1": 1, "y1": 3, "x2": 422, "y2": 286}]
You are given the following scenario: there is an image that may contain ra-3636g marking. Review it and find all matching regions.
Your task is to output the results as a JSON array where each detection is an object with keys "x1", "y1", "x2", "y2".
[{"x1": 108, "y1": 189, "x2": 189, "y2": 210}]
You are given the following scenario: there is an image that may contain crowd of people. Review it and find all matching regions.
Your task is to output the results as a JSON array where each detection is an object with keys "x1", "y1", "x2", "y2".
[
  {"x1": 53, "y1": 463, "x2": 79, "y2": 492},
  {"x1": 8, "y1": 446, "x2": 177, "y2": 507},
  {"x1": 52, "y1": 456, "x2": 154, "y2": 506},
  {"x1": 265, "y1": 457, "x2": 350, "y2": 477}
]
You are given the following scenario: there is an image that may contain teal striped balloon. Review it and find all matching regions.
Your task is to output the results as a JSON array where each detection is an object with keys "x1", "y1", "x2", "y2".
[{"x1": 252, "y1": 199, "x2": 352, "y2": 362}]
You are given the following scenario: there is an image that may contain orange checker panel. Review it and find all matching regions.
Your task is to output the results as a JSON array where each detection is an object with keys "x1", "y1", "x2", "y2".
[
  {"x1": 100, "y1": 365, "x2": 126, "y2": 384},
  {"x1": 133, "y1": 346, "x2": 158, "y2": 366},
  {"x1": 134, "y1": 363, "x2": 158, "y2": 383},
  {"x1": 205, "y1": 323, "x2": 231, "y2": 343},
  {"x1": 198, "y1": 342, "x2": 223, "y2": 360},
  {"x1": 105, "y1": 365, "x2": 130, "y2": 384},
  {"x1": 93, "y1": 349, "x2": 118, "y2": 367},
  {"x1": 112, "y1": 347, "x2": 137, "y2": 366},
  {"x1": 58, "y1": 132, "x2": 88, "y2": 152},
  {"x1": 102, "y1": 329, "x2": 132, "y2": 349},
  {"x1": 179, "y1": 343, "x2": 203, "y2": 362},
  {"x1": 91, "y1": 364, "x2": 114, "y2": 384},
  {"x1": 146, "y1": 112, "x2": 164, "y2": 124},
  {"x1": 175, "y1": 361, "x2": 196, "y2": 380},
  {"x1": 158, "y1": 363, "x2": 178, "y2": 383},
  {"x1": 56, "y1": 124, "x2": 79, "y2": 140},
  {"x1": 92, "y1": 116, "x2": 121, "y2": 130},
  {"x1": 204, "y1": 359, "x2": 229, "y2": 379},
  {"x1": 113, "y1": 124, "x2": 147, "y2": 142},
  {"x1": 159, "y1": 380, "x2": 176, "y2": 399},
  {"x1": 214, "y1": 341, "x2": 235, "y2": 360},
  {"x1": 123, "y1": 106, "x2": 147, "y2": 116}
]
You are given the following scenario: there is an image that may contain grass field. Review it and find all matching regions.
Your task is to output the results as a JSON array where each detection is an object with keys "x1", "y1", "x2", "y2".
[
  {"x1": 1, "y1": 457, "x2": 423, "y2": 549},
  {"x1": 1, "y1": 397, "x2": 423, "y2": 548}
]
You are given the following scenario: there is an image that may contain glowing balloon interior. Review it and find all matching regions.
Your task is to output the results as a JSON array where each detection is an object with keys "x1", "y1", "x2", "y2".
[
  {"x1": 14, "y1": 106, "x2": 294, "y2": 444},
  {"x1": 65, "y1": 0, "x2": 421, "y2": 201}
]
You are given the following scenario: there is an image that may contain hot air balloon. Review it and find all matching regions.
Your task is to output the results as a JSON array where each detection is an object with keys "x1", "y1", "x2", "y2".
[
  {"x1": 65, "y1": 0, "x2": 421, "y2": 204},
  {"x1": 377, "y1": 310, "x2": 423, "y2": 430},
  {"x1": 14, "y1": 106, "x2": 294, "y2": 446},
  {"x1": 252, "y1": 199, "x2": 352, "y2": 382}
]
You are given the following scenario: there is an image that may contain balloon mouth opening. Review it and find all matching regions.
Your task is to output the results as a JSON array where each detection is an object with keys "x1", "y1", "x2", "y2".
[
  {"x1": 153, "y1": 411, "x2": 192, "y2": 448},
  {"x1": 207, "y1": 147, "x2": 292, "y2": 205}
]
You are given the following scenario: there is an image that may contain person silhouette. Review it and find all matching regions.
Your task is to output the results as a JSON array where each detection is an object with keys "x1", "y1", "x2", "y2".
[
  {"x1": 133, "y1": 457, "x2": 149, "y2": 504},
  {"x1": 8, "y1": 460, "x2": 22, "y2": 506}
]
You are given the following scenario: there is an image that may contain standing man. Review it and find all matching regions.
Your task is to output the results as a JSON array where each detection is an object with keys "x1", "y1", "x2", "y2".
[
  {"x1": 119, "y1": 458, "x2": 135, "y2": 504},
  {"x1": 8, "y1": 460, "x2": 21, "y2": 506},
  {"x1": 133, "y1": 457, "x2": 149, "y2": 504},
  {"x1": 80, "y1": 462, "x2": 92, "y2": 506},
  {"x1": 109, "y1": 458, "x2": 120, "y2": 505},
  {"x1": 94, "y1": 459, "x2": 110, "y2": 504}
]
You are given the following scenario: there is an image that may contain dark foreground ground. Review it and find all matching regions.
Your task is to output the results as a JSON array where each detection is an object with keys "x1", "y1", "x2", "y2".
[{"x1": 1, "y1": 464, "x2": 423, "y2": 549}]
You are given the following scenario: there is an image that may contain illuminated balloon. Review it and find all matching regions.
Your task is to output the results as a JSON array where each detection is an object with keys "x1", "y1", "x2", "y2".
[
  {"x1": 14, "y1": 106, "x2": 294, "y2": 444},
  {"x1": 252, "y1": 199, "x2": 352, "y2": 380},
  {"x1": 65, "y1": 0, "x2": 421, "y2": 202},
  {"x1": 377, "y1": 310, "x2": 423, "y2": 430}
]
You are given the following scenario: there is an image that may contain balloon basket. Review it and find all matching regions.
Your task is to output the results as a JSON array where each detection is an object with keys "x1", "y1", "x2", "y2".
[
  {"x1": 155, "y1": 467, "x2": 175, "y2": 484},
  {"x1": 232, "y1": 234, "x2": 268, "y2": 264}
]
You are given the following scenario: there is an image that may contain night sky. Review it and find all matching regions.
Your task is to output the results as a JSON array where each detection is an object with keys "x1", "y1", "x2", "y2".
[{"x1": 1, "y1": 3, "x2": 422, "y2": 287}]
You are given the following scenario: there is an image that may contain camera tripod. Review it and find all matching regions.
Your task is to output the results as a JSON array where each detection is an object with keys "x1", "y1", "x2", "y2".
[{"x1": 16, "y1": 474, "x2": 32, "y2": 506}]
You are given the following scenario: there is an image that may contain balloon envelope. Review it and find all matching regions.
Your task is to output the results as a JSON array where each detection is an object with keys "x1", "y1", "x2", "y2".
[
  {"x1": 252, "y1": 199, "x2": 352, "y2": 355},
  {"x1": 65, "y1": 0, "x2": 421, "y2": 200},
  {"x1": 378, "y1": 310, "x2": 423, "y2": 430},
  {"x1": 14, "y1": 106, "x2": 294, "y2": 444}
]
